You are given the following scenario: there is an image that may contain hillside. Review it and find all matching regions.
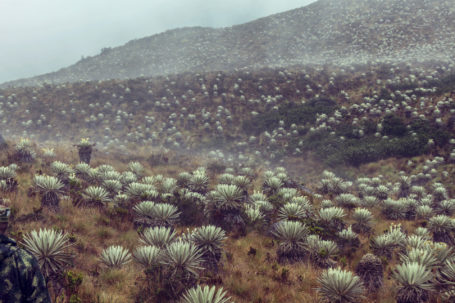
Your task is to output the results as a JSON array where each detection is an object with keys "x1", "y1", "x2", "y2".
[{"x1": 2, "y1": 0, "x2": 455, "y2": 87}]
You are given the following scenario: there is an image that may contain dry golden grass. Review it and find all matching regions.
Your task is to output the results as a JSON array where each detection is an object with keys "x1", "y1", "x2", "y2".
[{"x1": 0, "y1": 143, "x2": 442, "y2": 302}]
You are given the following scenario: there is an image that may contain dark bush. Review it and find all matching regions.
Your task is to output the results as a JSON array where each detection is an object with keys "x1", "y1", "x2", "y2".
[
  {"x1": 382, "y1": 114, "x2": 407, "y2": 137},
  {"x1": 242, "y1": 98, "x2": 338, "y2": 135}
]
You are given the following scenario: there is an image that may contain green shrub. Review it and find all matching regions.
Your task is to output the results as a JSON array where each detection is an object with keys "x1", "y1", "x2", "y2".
[
  {"x1": 382, "y1": 114, "x2": 407, "y2": 137},
  {"x1": 243, "y1": 98, "x2": 338, "y2": 135}
]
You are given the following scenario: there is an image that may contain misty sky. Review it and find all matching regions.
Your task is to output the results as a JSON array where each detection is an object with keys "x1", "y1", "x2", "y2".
[{"x1": 0, "y1": 0, "x2": 316, "y2": 83}]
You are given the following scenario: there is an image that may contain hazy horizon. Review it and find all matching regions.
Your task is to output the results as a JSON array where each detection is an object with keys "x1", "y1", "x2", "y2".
[{"x1": 0, "y1": 0, "x2": 316, "y2": 83}]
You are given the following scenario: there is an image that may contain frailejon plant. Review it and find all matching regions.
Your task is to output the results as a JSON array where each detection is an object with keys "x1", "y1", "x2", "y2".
[
  {"x1": 191, "y1": 225, "x2": 226, "y2": 271},
  {"x1": 355, "y1": 253, "x2": 383, "y2": 293},
  {"x1": 272, "y1": 220, "x2": 308, "y2": 263},
  {"x1": 22, "y1": 228, "x2": 73, "y2": 279},
  {"x1": 352, "y1": 208, "x2": 373, "y2": 234},
  {"x1": 34, "y1": 175, "x2": 64, "y2": 211},
  {"x1": 140, "y1": 226, "x2": 177, "y2": 249},
  {"x1": 277, "y1": 202, "x2": 308, "y2": 221},
  {"x1": 81, "y1": 186, "x2": 111, "y2": 208},
  {"x1": 206, "y1": 184, "x2": 245, "y2": 233},
  {"x1": 180, "y1": 285, "x2": 233, "y2": 303},
  {"x1": 161, "y1": 241, "x2": 203, "y2": 298},
  {"x1": 306, "y1": 235, "x2": 339, "y2": 268},
  {"x1": 317, "y1": 267, "x2": 365, "y2": 303},
  {"x1": 99, "y1": 245, "x2": 131, "y2": 268},
  {"x1": 428, "y1": 215, "x2": 455, "y2": 244},
  {"x1": 14, "y1": 138, "x2": 36, "y2": 162},
  {"x1": 76, "y1": 138, "x2": 94, "y2": 164},
  {"x1": 393, "y1": 262, "x2": 434, "y2": 303}
]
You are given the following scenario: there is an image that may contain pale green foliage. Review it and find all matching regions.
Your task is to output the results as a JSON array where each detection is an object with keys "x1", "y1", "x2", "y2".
[
  {"x1": 140, "y1": 226, "x2": 177, "y2": 248},
  {"x1": 278, "y1": 202, "x2": 308, "y2": 221},
  {"x1": 50, "y1": 161, "x2": 74, "y2": 179},
  {"x1": 128, "y1": 161, "x2": 145, "y2": 177},
  {"x1": 272, "y1": 220, "x2": 308, "y2": 256},
  {"x1": 400, "y1": 248, "x2": 438, "y2": 269},
  {"x1": 191, "y1": 225, "x2": 226, "y2": 258},
  {"x1": 263, "y1": 176, "x2": 283, "y2": 195},
  {"x1": 102, "y1": 179, "x2": 122, "y2": 194},
  {"x1": 317, "y1": 268, "x2": 365, "y2": 303},
  {"x1": 249, "y1": 191, "x2": 267, "y2": 203},
  {"x1": 82, "y1": 186, "x2": 111, "y2": 206},
  {"x1": 428, "y1": 215, "x2": 455, "y2": 236},
  {"x1": 245, "y1": 205, "x2": 264, "y2": 224},
  {"x1": 353, "y1": 208, "x2": 372, "y2": 227},
  {"x1": 416, "y1": 205, "x2": 433, "y2": 219},
  {"x1": 209, "y1": 184, "x2": 243, "y2": 211},
  {"x1": 338, "y1": 226, "x2": 358, "y2": 242},
  {"x1": 22, "y1": 228, "x2": 73, "y2": 278},
  {"x1": 335, "y1": 193, "x2": 360, "y2": 210},
  {"x1": 100, "y1": 245, "x2": 132, "y2": 268},
  {"x1": 233, "y1": 175, "x2": 249, "y2": 191},
  {"x1": 218, "y1": 173, "x2": 235, "y2": 185},
  {"x1": 393, "y1": 262, "x2": 433, "y2": 301},
  {"x1": 74, "y1": 162, "x2": 92, "y2": 179},
  {"x1": 189, "y1": 170, "x2": 209, "y2": 193},
  {"x1": 318, "y1": 207, "x2": 345, "y2": 222},
  {"x1": 148, "y1": 203, "x2": 181, "y2": 227},
  {"x1": 133, "y1": 245, "x2": 162, "y2": 268},
  {"x1": 0, "y1": 166, "x2": 16, "y2": 179},
  {"x1": 34, "y1": 175, "x2": 64, "y2": 193},
  {"x1": 161, "y1": 242, "x2": 203, "y2": 278},
  {"x1": 126, "y1": 182, "x2": 158, "y2": 201},
  {"x1": 181, "y1": 285, "x2": 233, "y2": 303}
]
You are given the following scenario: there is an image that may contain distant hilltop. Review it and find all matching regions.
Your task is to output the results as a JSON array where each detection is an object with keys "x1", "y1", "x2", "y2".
[{"x1": 2, "y1": 0, "x2": 455, "y2": 87}]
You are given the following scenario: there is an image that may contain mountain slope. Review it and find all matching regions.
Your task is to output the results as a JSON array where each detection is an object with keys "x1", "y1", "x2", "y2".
[{"x1": 2, "y1": 0, "x2": 455, "y2": 87}]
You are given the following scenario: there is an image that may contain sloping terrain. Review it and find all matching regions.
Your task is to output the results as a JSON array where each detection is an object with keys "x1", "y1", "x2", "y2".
[{"x1": 2, "y1": 0, "x2": 455, "y2": 87}]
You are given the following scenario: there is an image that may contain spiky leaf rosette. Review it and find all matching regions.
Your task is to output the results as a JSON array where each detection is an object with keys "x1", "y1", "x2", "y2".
[
  {"x1": 245, "y1": 205, "x2": 265, "y2": 225},
  {"x1": 133, "y1": 201, "x2": 156, "y2": 226},
  {"x1": 128, "y1": 161, "x2": 145, "y2": 177},
  {"x1": 22, "y1": 228, "x2": 73, "y2": 279},
  {"x1": 82, "y1": 186, "x2": 110, "y2": 207},
  {"x1": 210, "y1": 184, "x2": 244, "y2": 212},
  {"x1": 393, "y1": 262, "x2": 434, "y2": 303},
  {"x1": 133, "y1": 245, "x2": 162, "y2": 269},
  {"x1": 126, "y1": 182, "x2": 158, "y2": 202},
  {"x1": 400, "y1": 248, "x2": 438, "y2": 269},
  {"x1": 189, "y1": 170, "x2": 209, "y2": 194},
  {"x1": 50, "y1": 161, "x2": 74, "y2": 180},
  {"x1": 100, "y1": 245, "x2": 131, "y2": 268},
  {"x1": 181, "y1": 285, "x2": 233, "y2": 303},
  {"x1": 438, "y1": 261, "x2": 455, "y2": 300},
  {"x1": 34, "y1": 175, "x2": 64, "y2": 193},
  {"x1": 0, "y1": 166, "x2": 16, "y2": 180},
  {"x1": 335, "y1": 194, "x2": 360, "y2": 211},
  {"x1": 161, "y1": 242, "x2": 203, "y2": 279},
  {"x1": 352, "y1": 208, "x2": 373, "y2": 234},
  {"x1": 317, "y1": 267, "x2": 365, "y2": 303},
  {"x1": 151, "y1": 203, "x2": 181, "y2": 227},
  {"x1": 262, "y1": 176, "x2": 283, "y2": 196},
  {"x1": 74, "y1": 162, "x2": 92, "y2": 179},
  {"x1": 428, "y1": 215, "x2": 455, "y2": 244},
  {"x1": 34, "y1": 175, "x2": 64, "y2": 210},
  {"x1": 140, "y1": 226, "x2": 177, "y2": 248},
  {"x1": 191, "y1": 225, "x2": 226, "y2": 263},
  {"x1": 277, "y1": 202, "x2": 307, "y2": 221},
  {"x1": 355, "y1": 253, "x2": 383, "y2": 293},
  {"x1": 307, "y1": 235, "x2": 339, "y2": 268},
  {"x1": 370, "y1": 234, "x2": 395, "y2": 258},
  {"x1": 318, "y1": 207, "x2": 346, "y2": 232},
  {"x1": 272, "y1": 220, "x2": 308, "y2": 262}
]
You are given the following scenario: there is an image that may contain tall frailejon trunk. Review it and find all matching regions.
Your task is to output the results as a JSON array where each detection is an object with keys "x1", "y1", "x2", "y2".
[
  {"x1": 42, "y1": 192, "x2": 60, "y2": 212},
  {"x1": 77, "y1": 145, "x2": 93, "y2": 164}
]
